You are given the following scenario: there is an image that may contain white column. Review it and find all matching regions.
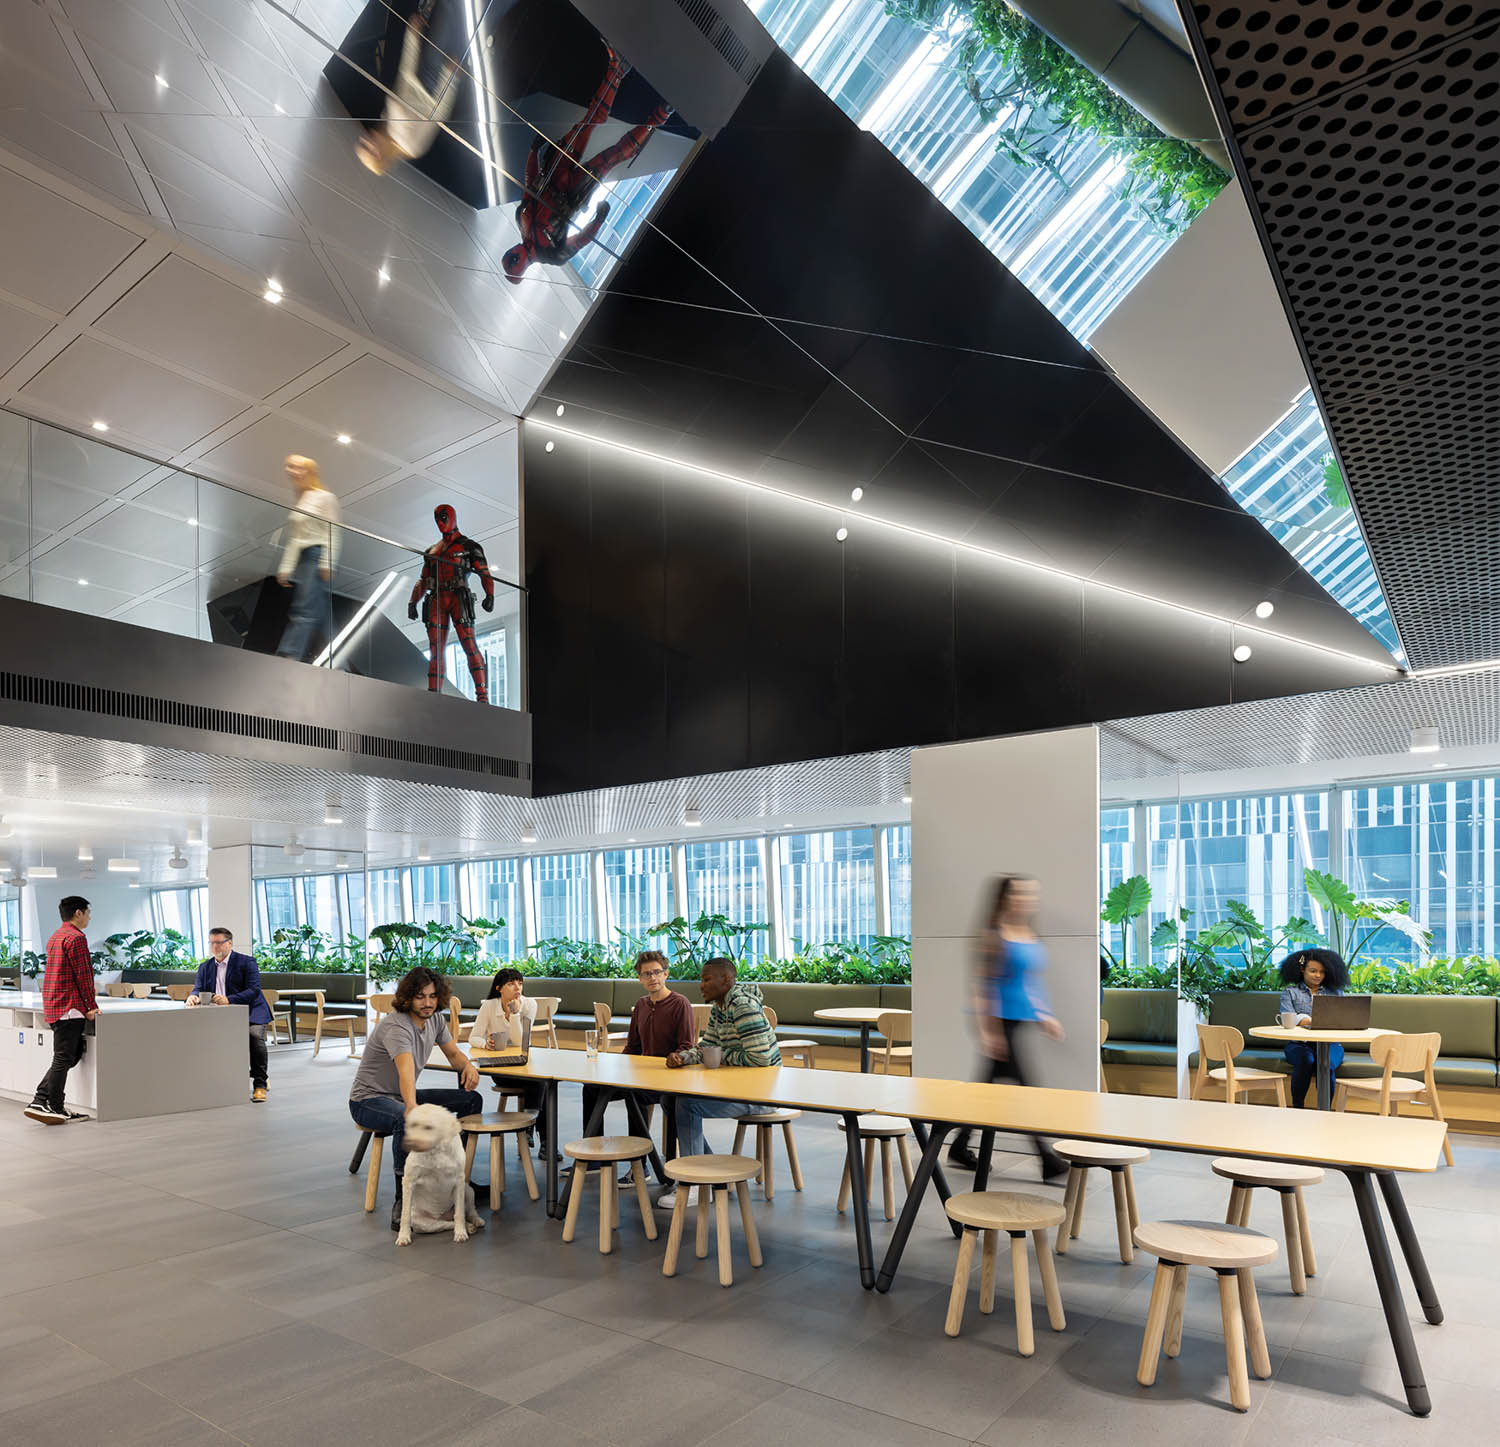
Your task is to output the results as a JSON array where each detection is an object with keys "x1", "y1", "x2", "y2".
[
  {"x1": 206, "y1": 844, "x2": 253, "y2": 952},
  {"x1": 873, "y1": 826, "x2": 892, "y2": 938},
  {"x1": 590, "y1": 851, "x2": 609, "y2": 945},
  {"x1": 670, "y1": 843, "x2": 689, "y2": 922},
  {"x1": 763, "y1": 836, "x2": 786, "y2": 959}
]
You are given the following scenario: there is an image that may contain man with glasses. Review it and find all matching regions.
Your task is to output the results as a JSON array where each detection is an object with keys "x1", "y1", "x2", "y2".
[{"x1": 579, "y1": 951, "x2": 693, "y2": 1177}]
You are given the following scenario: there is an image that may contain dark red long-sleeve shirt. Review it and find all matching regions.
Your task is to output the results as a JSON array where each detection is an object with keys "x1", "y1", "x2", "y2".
[
  {"x1": 624, "y1": 989, "x2": 695, "y2": 1057},
  {"x1": 42, "y1": 922, "x2": 97, "y2": 1024}
]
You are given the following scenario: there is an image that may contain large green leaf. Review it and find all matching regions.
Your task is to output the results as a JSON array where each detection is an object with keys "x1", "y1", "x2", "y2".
[
  {"x1": 1304, "y1": 868, "x2": 1356, "y2": 917},
  {"x1": 1100, "y1": 875, "x2": 1151, "y2": 925},
  {"x1": 1222, "y1": 900, "x2": 1264, "y2": 938},
  {"x1": 1149, "y1": 919, "x2": 1181, "y2": 950}
]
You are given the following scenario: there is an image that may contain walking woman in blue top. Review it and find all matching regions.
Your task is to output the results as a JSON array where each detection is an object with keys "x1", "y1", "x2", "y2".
[
  {"x1": 1278, "y1": 947, "x2": 1349, "y2": 1107},
  {"x1": 948, "y1": 875, "x2": 1067, "y2": 1180}
]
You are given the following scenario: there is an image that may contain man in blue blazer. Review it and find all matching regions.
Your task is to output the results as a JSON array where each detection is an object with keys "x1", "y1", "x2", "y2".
[{"x1": 188, "y1": 927, "x2": 273, "y2": 1102}]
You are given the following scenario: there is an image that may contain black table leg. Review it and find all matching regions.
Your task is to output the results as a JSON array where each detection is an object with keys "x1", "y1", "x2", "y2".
[
  {"x1": 974, "y1": 1128, "x2": 997, "y2": 1193},
  {"x1": 544, "y1": 1079, "x2": 561, "y2": 1218},
  {"x1": 841, "y1": 1109, "x2": 876, "y2": 1289},
  {"x1": 859, "y1": 1024, "x2": 871, "y2": 1073},
  {"x1": 1316, "y1": 1041, "x2": 1333, "y2": 1110},
  {"x1": 911, "y1": 1120, "x2": 960, "y2": 1237},
  {"x1": 1377, "y1": 1171, "x2": 1444, "y2": 1325},
  {"x1": 876, "y1": 1120, "x2": 955, "y2": 1292},
  {"x1": 1347, "y1": 1169, "x2": 1432, "y2": 1416}
]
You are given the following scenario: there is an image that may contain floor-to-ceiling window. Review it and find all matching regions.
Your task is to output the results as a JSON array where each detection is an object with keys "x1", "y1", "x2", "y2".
[
  {"x1": 682, "y1": 838, "x2": 770, "y2": 962},
  {"x1": 367, "y1": 868, "x2": 405, "y2": 931},
  {"x1": 462, "y1": 858, "x2": 524, "y2": 959},
  {"x1": 533, "y1": 852, "x2": 593, "y2": 942},
  {"x1": 409, "y1": 864, "x2": 458, "y2": 927},
  {"x1": 602, "y1": 845, "x2": 674, "y2": 949},
  {"x1": 885, "y1": 825, "x2": 912, "y2": 939},
  {"x1": 1099, "y1": 807, "x2": 1135, "y2": 964},
  {"x1": 781, "y1": 828, "x2": 877, "y2": 948},
  {"x1": 150, "y1": 886, "x2": 209, "y2": 955}
]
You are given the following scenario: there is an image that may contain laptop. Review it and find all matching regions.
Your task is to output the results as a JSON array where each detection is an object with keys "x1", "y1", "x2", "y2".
[
  {"x1": 1310, "y1": 994, "x2": 1371, "y2": 1030},
  {"x1": 485, "y1": 1015, "x2": 531, "y2": 1067}
]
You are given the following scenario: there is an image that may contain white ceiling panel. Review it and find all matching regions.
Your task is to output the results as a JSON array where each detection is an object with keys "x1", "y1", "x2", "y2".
[
  {"x1": 76, "y1": 501, "x2": 201, "y2": 569},
  {"x1": 344, "y1": 478, "x2": 510, "y2": 544},
  {"x1": 96, "y1": 255, "x2": 346, "y2": 398},
  {"x1": 196, "y1": 410, "x2": 397, "y2": 498},
  {"x1": 0, "y1": 302, "x2": 53, "y2": 376},
  {"x1": 175, "y1": 225, "x2": 356, "y2": 324},
  {"x1": 427, "y1": 430, "x2": 520, "y2": 503},
  {"x1": 28, "y1": 573, "x2": 134, "y2": 616},
  {"x1": 32, "y1": 534, "x2": 186, "y2": 593},
  {"x1": 0, "y1": 165, "x2": 143, "y2": 313},
  {"x1": 18, "y1": 336, "x2": 249, "y2": 452},
  {"x1": 30, "y1": 427, "x2": 162, "y2": 499},
  {"x1": 0, "y1": 110, "x2": 146, "y2": 213}
]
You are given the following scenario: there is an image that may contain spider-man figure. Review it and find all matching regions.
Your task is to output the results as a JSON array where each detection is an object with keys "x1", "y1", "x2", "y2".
[
  {"x1": 502, "y1": 44, "x2": 671, "y2": 283},
  {"x1": 408, "y1": 503, "x2": 495, "y2": 703}
]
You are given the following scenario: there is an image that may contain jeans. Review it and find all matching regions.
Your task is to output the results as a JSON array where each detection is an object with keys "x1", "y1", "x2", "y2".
[
  {"x1": 673, "y1": 1095, "x2": 757, "y2": 1157},
  {"x1": 277, "y1": 545, "x2": 332, "y2": 661},
  {"x1": 1284, "y1": 1042, "x2": 1343, "y2": 1107},
  {"x1": 249, "y1": 1024, "x2": 268, "y2": 1089},
  {"x1": 34, "y1": 1018, "x2": 87, "y2": 1112},
  {"x1": 348, "y1": 1088, "x2": 483, "y2": 1176}
]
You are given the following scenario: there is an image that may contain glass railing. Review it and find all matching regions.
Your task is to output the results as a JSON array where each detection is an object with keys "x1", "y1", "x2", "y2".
[{"x1": 0, "y1": 409, "x2": 524, "y2": 710}]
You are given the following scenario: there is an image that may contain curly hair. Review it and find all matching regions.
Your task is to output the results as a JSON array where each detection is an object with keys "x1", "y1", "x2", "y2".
[
  {"x1": 1278, "y1": 948, "x2": 1348, "y2": 992},
  {"x1": 392, "y1": 965, "x2": 452, "y2": 1014},
  {"x1": 486, "y1": 967, "x2": 524, "y2": 999}
]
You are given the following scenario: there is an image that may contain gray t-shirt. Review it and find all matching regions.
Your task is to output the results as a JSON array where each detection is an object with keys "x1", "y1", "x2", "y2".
[{"x1": 349, "y1": 1010, "x2": 451, "y2": 1101}]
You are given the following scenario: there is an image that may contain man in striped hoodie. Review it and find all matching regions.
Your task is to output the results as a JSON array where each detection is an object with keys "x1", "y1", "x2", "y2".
[{"x1": 661, "y1": 958, "x2": 781, "y2": 1208}]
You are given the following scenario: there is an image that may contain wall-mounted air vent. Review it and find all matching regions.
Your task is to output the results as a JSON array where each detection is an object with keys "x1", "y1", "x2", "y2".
[{"x1": 671, "y1": 0, "x2": 761, "y2": 83}]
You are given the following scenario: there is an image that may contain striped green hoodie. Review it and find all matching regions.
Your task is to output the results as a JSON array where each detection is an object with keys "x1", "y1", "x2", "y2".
[{"x1": 681, "y1": 981, "x2": 781, "y2": 1067}]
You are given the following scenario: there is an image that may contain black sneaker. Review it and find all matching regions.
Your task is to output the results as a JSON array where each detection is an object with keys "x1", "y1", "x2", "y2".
[
  {"x1": 64, "y1": 1110, "x2": 89, "y2": 1123},
  {"x1": 23, "y1": 1102, "x2": 67, "y2": 1125},
  {"x1": 946, "y1": 1146, "x2": 979, "y2": 1171}
]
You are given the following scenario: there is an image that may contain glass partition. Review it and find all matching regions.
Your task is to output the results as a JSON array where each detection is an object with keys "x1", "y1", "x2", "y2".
[{"x1": 3, "y1": 408, "x2": 524, "y2": 710}]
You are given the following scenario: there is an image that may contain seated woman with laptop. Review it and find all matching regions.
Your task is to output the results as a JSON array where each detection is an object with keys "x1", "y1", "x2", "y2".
[
  {"x1": 470, "y1": 968, "x2": 552, "y2": 1155},
  {"x1": 1277, "y1": 948, "x2": 1359, "y2": 1107}
]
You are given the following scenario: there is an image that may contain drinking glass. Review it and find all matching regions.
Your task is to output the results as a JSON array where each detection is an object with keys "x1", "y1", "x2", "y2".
[{"x1": 584, "y1": 1029, "x2": 599, "y2": 1060}]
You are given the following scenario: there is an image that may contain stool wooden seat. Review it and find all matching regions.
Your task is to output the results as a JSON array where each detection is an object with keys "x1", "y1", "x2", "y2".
[
  {"x1": 1053, "y1": 1139, "x2": 1148, "y2": 1262},
  {"x1": 1212, "y1": 1158, "x2": 1323, "y2": 1294},
  {"x1": 836, "y1": 1115, "x2": 915, "y2": 1221},
  {"x1": 943, "y1": 1191, "x2": 1067, "y2": 1352},
  {"x1": 1133, "y1": 1220, "x2": 1278, "y2": 1412},
  {"x1": 562, "y1": 1136, "x2": 657, "y2": 1254},
  {"x1": 349, "y1": 1126, "x2": 387, "y2": 1213},
  {"x1": 732, "y1": 1109, "x2": 804, "y2": 1201},
  {"x1": 661, "y1": 1154, "x2": 763, "y2": 1287},
  {"x1": 460, "y1": 1111, "x2": 540, "y2": 1212}
]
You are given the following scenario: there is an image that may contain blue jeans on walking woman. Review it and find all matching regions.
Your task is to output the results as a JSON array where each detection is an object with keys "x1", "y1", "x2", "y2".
[
  {"x1": 277, "y1": 544, "x2": 332, "y2": 661},
  {"x1": 1283, "y1": 1041, "x2": 1344, "y2": 1107}
]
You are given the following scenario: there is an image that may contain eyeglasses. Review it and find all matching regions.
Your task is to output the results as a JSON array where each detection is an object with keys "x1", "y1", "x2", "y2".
[{"x1": 639, "y1": 969, "x2": 667, "y2": 979}]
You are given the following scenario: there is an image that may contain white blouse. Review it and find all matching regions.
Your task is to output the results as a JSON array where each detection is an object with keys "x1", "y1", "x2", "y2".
[{"x1": 470, "y1": 993, "x2": 536, "y2": 1049}]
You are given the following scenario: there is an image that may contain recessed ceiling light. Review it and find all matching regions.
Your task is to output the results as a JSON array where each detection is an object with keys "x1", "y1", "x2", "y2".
[
  {"x1": 1409, "y1": 726, "x2": 1440, "y2": 754},
  {"x1": 77, "y1": 844, "x2": 92, "y2": 862},
  {"x1": 267, "y1": 277, "x2": 283, "y2": 293},
  {"x1": 850, "y1": 487, "x2": 864, "y2": 502},
  {"x1": 91, "y1": 420, "x2": 109, "y2": 432},
  {"x1": 263, "y1": 287, "x2": 281, "y2": 304},
  {"x1": 555, "y1": 403, "x2": 565, "y2": 417},
  {"x1": 835, "y1": 526, "x2": 848, "y2": 542},
  {"x1": 107, "y1": 857, "x2": 140, "y2": 873},
  {"x1": 683, "y1": 805, "x2": 702, "y2": 827},
  {"x1": 558, "y1": 328, "x2": 567, "y2": 339},
  {"x1": 154, "y1": 73, "x2": 168, "y2": 88},
  {"x1": 1232, "y1": 644, "x2": 1253, "y2": 662},
  {"x1": 520, "y1": 824, "x2": 538, "y2": 843},
  {"x1": 544, "y1": 440, "x2": 555, "y2": 453},
  {"x1": 417, "y1": 843, "x2": 431, "y2": 861},
  {"x1": 187, "y1": 517, "x2": 198, "y2": 527},
  {"x1": 1254, "y1": 600, "x2": 1275, "y2": 619},
  {"x1": 28, "y1": 866, "x2": 57, "y2": 879},
  {"x1": 324, "y1": 808, "x2": 343, "y2": 825},
  {"x1": 377, "y1": 266, "x2": 390, "y2": 284},
  {"x1": 274, "y1": 102, "x2": 286, "y2": 114},
  {"x1": 1431, "y1": 762, "x2": 1449, "y2": 770},
  {"x1": 335, "y1": 433, "x2": 352, "y2": 445},
  {"x1": 77, "y1": 578, "x2": 88, "y2": 587}
]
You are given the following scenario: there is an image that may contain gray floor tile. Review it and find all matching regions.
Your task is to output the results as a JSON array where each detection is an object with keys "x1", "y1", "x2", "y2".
[
  {"x1": 698, "y1": 1387, "x2": 973, "y2": 1446},
  {"x1": 0, "y1": 1323, "x2": 122, "y2": 1414},
  {"x1": 1290, "y1": 1295, "x2": 1498, "y2": 1389},
  {"x1": 0, "y1": 1375, "x2": 216, "y2": 1447},
  {"x1": 299, "y1": 1270, "x2": 522, "y2": 1354}
]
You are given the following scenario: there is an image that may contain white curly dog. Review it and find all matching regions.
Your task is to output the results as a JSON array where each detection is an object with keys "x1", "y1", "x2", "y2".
[{"x1": 396, "y1": 1103, "x2": 485, "y2": 1247}]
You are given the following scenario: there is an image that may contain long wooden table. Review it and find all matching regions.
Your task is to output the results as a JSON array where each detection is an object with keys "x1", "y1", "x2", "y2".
[{"x1": 448, "y1": 1048, "x2": 1447, "y2": 1417}]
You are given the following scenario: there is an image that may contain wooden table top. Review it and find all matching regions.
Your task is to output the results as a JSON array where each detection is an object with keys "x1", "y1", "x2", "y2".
[
  {"x1": 1248, "y1": 1025, "x2": 1396, "y2": 1045},
  {"x1": 812, "y1": 1006, "x2": 887, "y2": 1023},
  {"x1": 457, "y1": 1047, "x2": 1446, "y2": 1173}
]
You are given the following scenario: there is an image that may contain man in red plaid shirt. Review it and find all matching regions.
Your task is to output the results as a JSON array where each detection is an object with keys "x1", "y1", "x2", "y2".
[{"x1": 25, "y1": 895, "x2": 98, "y2": 1124}]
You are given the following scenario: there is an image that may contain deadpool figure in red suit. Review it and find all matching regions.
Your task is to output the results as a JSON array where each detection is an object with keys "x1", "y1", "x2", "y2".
[{"x1": 408, "y1": 503, "x2": 495, "y2": 703}]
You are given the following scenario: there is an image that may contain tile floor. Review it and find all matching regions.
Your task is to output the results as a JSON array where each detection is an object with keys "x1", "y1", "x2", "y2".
[{"x1": 2, "y1": 1048, "x2": 1498, "y2": 1447}]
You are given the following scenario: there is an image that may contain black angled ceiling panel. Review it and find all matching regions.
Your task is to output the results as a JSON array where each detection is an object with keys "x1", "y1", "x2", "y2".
[{"x1": 1178, "y1": 1, "x2": 1500, "y2": 669}]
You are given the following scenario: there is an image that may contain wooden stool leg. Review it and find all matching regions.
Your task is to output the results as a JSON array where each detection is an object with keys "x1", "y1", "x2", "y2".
[
  {"x1": 662, "y1": 1188, "x2": 689, "y2": 1276},
  {"x1": 1056, "y1": 1166, "x2": 1081, "y2": 1255},
  {"x1": 598, "y1": 1168, "x2": 615, "y2": 1254},
  {"x1": 945, "y1": 1227, "x2": 977, "y2": 1337},
  {"x1": 1217, "y1": 1270, "x2": 1251, "y2": 1411},
  {"x1": 1238, "y1": 1269, "x2": 1271, "y2": 1379},
  {"x1": 1164, "y1": 1263, "x2": 1188, "y2": 1358},
  {"x1": 1123, "y1": 1164, "x2": 1139, "y2": 1230},
  {"x1": 1225, "y1": 1183, "x2": 1245, "y2": 1226},
  {"x1": 561, "y1": 1162, "x2": 586, "y2": 1243},
  {"x1": 363, "y1": 1136, "x2": 384, "y2": 1212},
  {"x1": 761, "y1": 1126, "x2": 775, "y2": 1202},
  {"x1": 714, "y1": 1186, "x2": 733, "y2": 1287},
  {"x1": 1033, "y1": 1229, "x2": 1066, "y2": 1331},
  {"x1": 836, "y1": 1156, "x2": 853, "y2": 1214},
  {"x1": 978, "y1": 1229, "x2": 998, "y2": 1315},
  {"x1": 632, "y1": 1160, "x2": 658, "y2": 1241},
  {"x1": 695, "y1": 1183, "x2": 711, "y2": 1259},
  {"x1": 488, "y1": 1137, "x2": 500, "y2": 1212},
  {"x1": 880, "y1": 1138, "x2": 896, "y2": 1222},
  {"x1": 1294, "y1": 1185, "x2": 1316, "y2": 1276},
  {"x1": 732, "y1": 1122, "x2": 747, "y2": 1155},
  {"x1": 517, "y1": 1136, "x2": 539, "y2": 1202},
  {"x1": 782, "y1": 1122, "x2": 804, "y2": 1191},
  {"x1": 735, "y1": 1179, "x2": 763, "y2": 1268},
  {"x1": 1110, "y1": 1169, "x2": 1133, "y2": 1262},
  {"x1": 1278, "y1": 1188, "x2": 1306, "y2": 1293},
  {"x1": 897, "y1": 1134, "x2": 914, "y2": 1191},
  {"x1": 1011, "y1": 1232, "x2": 1034, "y2": 1357},
  {"x1": 1237, "y1": 1186, "x2": 1253, "y2": 1228},
  {"x1": 863, "y1": 1137, "x2": 876, "y2": 1204},
  {"x1": 464, "y1": 1136, "x2": 478, "y2": 1178},
  {"x1": 1136, "y1": 1261, "x2": 1174, "y2": 1386},
  {"x1": 1070, "y1": 1167, "x2": 1087, "y2": 1239}
]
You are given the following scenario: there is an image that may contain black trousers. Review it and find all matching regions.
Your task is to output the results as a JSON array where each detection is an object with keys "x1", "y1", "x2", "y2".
[
  {"x1": 580, "y1": 1086, "x2": 676, "y2": 1176},
  {"x1": 249, "y1": 1024, "x2": 269, "y2": 1089},
  {"x1": 951, "y1": 1021, "x2": 1058, "y2": 1163},
  {"x1": 35, "y1": 1018, "x2": 87, "y2": 1111}
]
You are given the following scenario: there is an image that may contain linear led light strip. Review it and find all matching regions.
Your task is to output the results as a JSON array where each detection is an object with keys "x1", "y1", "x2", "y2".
[
  {"x1": 538, "y1": 421, "x2": 1403, "y2": 677},
  {"x1": 313, "y1": 572, "x2": 401, "y2": 668},
  {"x1": 1408, "y1": 658, "x2": 1500, "y2": 680}
]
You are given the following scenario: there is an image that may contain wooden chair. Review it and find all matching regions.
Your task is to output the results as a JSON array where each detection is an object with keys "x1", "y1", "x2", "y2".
[
  {"x1": 1335, "y1": 1031, "x2": 1454, "y2": 1166},
  {"x1": 166, "y1": 984, "x2": 194, "y2": 1001},
  {"x1": 1212, "y1": 1158, "x2": 1324, "y2": 1294},
  {"x1": 732, "y1": 1109, "x2": 804, "y2": 1200},
  {"x1": 1053, "y1": 1139, "x2": 1148, "y2": 1262},
  {"x1": 944, "y1": 1191, "x2": 1066, "y2": 1351},
  {"x1": 263, "y1": 989, "x2": 293, "y2": 1045},
  {"x1": 105, "y1": 982, "x2": 131, "y2": 997},
  {"x1": 1191, "y1": 1024, "x2": 1289, "y2": 1107},
  {"x1": 763, "y1": 1004, "x2": 817, "y2": 1068},
  {"x1": 591, "y1": 1000, "x2": 629, "y2": 1052},
  {"x1": 562, "y1": 1135, "x2": 657, "y2": 1253},
  {"x1": 310, "y1": 991, "x2": 360, "y2": 1058},
  {"x1": 461, "y1": 1111, "x2": 540, "y2": 1212},
  {"x1": 836, "y1": 1115, "x2": 914, "y2": 1221},
  {"x1": 127, "y1": 982, "x2": 153, "y2": 999},
  {"x1": 661, "y1": 1153, "x2": 763, "y2": 1287},
  {"x1": 690, "y1": 1002, "x2": 712, "y2": 1037},
  {"x1": 872, "y1": 1009, "x2": 913, "y2": 1075},
  {"x1": 532, "y1": 996, "x2": 561, "y2": 1048},
  {"x1": 1133, "y1": 1220, "x2": 1277, "y2": 1412},
  {"x1": 1099, "y1": 1018, "x2": 1110, "y2": 1093}
]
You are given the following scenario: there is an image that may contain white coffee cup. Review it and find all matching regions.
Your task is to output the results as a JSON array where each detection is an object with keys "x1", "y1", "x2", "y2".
[
  {"x1": 1279, "y1": 1011, "x2": 1298, "y2": 1029},
  {"x1": 700, "y1": 1044, "x2": 724, "y2": 1069}
]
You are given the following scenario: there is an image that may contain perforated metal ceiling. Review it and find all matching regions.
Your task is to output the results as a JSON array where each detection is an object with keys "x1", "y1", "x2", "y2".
[{"x1": 1181, "y1": 1, "x2": 1500, "y2": 671}]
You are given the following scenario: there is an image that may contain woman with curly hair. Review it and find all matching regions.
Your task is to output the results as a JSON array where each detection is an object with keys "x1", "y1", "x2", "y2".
[{"x1": 1278, "y1": 948, "x2": 1349, "y2": 1107}]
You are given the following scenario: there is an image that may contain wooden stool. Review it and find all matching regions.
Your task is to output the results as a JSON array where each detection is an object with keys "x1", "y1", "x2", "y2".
[
  {"x1": 1133, "y1": 1220, "x2": 1277, "y2": 1413},
  {"x1": 562, "y1": 1136, "x2": 657, "y2": 1255},
  {"x1": 661, "y1": 1154, "x2": 763, "y2": 1287},
  {"x1": 460, "y1": 1111, "x2": 540, "y2": 1212},
  {"x1": 732, "y1": 1110, "x2": 804, "y2": 1200},
  {"x1": 836, "y1": 1116, "x2": 915, "y2": 1221},
  {"x1": 350, "y1": 1127, "x2": 387, "y2": 1213},
  {"x1": 944, "y1": 1191, "x2": 1066, "y2": 1352},
  {"x1": 1053, "y1": 1139, "x2": 1147, "y2": 1262},
  {"x1": 1212, "y1": 1158, "x2": 1323, "y2": 1295}
]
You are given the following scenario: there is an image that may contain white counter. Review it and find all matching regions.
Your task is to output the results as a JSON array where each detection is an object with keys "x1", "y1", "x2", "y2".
[{"x1": 0, "y1": 990, "x2": 249, "y2": 1120}]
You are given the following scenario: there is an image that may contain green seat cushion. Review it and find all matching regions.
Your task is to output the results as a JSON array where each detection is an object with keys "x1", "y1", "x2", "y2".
[
  {"x1": 880, "y1": 985, "x2": 912, "y2": 1011},
  {"x1": 1101, "y1": 1041, "x2": 1176, "y2": 1067},
  {"x1": 1102, "y1": 989, "x2": 1177, "y2": 1044},
  {"x1": 1338, "y1": 1054, "x2": 1497, "y2": 1087},
  {"x1": 1368, "y1": 995, "x2": 1497, "y2": 1058},
  {"x1": 1206, "y1": 992, "x2": 1282, "y2": 1039},
  {"x1": 449, "y1": 977, "x2": 492, "y2": 1009}
]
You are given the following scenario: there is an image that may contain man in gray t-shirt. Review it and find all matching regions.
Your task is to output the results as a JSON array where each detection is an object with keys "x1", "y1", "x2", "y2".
[{"x1": 348, "y1": 967, "x2": 482, "y2": 1229}]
